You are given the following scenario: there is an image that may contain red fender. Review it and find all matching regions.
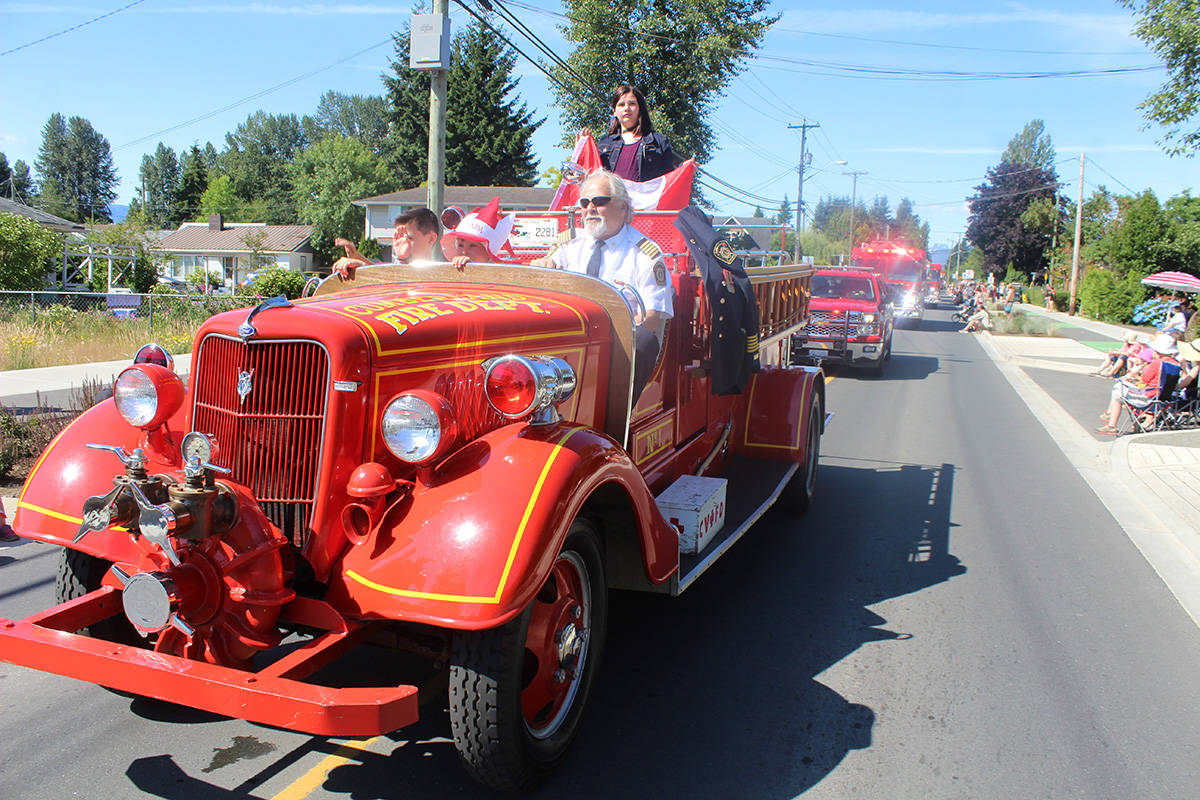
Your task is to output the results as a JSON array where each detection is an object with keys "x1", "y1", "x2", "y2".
[
  {"x1": 326, "y1": 422, "x2": 678, "y2": 630},
  {"x1": 13, "y1": 399, "x2": 187, "y2": 563},
  {"x1": 731, "y1": 365, "x2": 824, "y2": 462}
]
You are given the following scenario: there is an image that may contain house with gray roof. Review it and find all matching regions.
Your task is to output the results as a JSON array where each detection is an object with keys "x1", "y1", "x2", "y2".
[
  {"x1": 154, "y1": 214, "x2": 315, "y2": 290},
  {"x1": 353, "y1": 186, "x2": 556, "y2": 260},
  {"x1": 0, "y1": 197, "x2": 86, "y2": 233}
]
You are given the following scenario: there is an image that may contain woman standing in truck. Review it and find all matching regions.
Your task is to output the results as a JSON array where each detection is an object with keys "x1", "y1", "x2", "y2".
[{"x1": 577, "y1": 84, "x2": 677, "y2": 182}]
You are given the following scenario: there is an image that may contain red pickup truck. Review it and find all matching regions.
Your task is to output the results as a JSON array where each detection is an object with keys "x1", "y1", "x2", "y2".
[{"x1": 793, "y1": 267, "x2": 894, "y2": 376}]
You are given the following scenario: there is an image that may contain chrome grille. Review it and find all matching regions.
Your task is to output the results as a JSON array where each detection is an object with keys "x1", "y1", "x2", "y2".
[
  {"x1": 806, "y1": 310, "x2": 847, "y2": 339},
  {"x1": 192, "y1": 335, "x2": 329, "y2": 547}
]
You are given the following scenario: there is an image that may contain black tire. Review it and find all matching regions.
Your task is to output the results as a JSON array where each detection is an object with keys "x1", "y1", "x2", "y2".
[
  {"x1": 781, "y1": 397, "x2": 822, "y2": 513},
  {"x1": 449, "y1": 520, "x2": 608, "y2": 792},
  {"x1": 883, "y1": 332, "x2": 893, "y2": 361},
  {"x1": 56, "y1": 547, "x2": 138, "y2": 643}
]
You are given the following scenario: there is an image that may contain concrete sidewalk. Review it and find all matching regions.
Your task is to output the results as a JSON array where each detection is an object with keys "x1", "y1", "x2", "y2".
[
  {"x1": 975, "y1": 318, "x2": 1200, "y2": 625},
  {"x1": 0, "y1": 353, "x2": 192, "y2": 409}
]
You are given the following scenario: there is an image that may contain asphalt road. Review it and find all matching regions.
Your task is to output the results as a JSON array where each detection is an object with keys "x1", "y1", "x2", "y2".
[{"x1": 2, "y1": 307, "x2": 1199, "y2": 799}]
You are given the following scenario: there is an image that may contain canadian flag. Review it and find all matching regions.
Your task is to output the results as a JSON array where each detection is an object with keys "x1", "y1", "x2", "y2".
[{"x1": 550, "y1": 135, "x2": 695, "y2": 212}]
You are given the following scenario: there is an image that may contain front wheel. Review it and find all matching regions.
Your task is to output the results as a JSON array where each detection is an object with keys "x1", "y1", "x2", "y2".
[{"x1": 449, "y1": 520, "x2": 608, "y2": 792}]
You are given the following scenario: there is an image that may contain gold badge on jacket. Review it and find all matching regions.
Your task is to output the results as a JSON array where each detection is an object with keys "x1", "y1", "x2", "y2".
[{"x1": 713, "y1": 240, "x2": 736, "y2": 265}]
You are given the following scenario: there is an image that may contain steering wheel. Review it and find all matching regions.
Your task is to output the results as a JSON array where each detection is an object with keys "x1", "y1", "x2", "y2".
[{"x1": 613, "y1": 281, "x2": 646, "y2": 325}]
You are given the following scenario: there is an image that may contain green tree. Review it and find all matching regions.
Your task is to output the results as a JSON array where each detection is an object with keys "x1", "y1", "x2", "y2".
[
  {"x1": 384, "y1": 18, "x2": 542, "y2": 187},
  {"x1": 1120, "y1": 0, "x2": 1200, "y2": 154},
  {"x1": 247, "y1": 268, "x2": 307, "y2": 300},
  {"x1": 138, "y1": 142, "x2": 182, "y2": 228},
  {"x1": 774, "y1": 196, "x2": 791, "y2": 225},
  {"x1": 10, "y1": 159, "x2": 34, "y2": 201},
  {"x1": 967, "y1": 161, "x2": 1060, "y2": 275},
  {"x1": 303, "y1": 91, "x2": 390, "y2": 156},
  {"x1": 552, "y1": 0, "x2": 776, "y2": 164},
  {"x1": 1001, "y1": 119, "x2": 1056, "y2": 169},
  {"x1": 0, "y1": 213, "x2": 59, "y2": 289},
  {"x1": 291, "y1": 134, "x2": 393, "y2": 266},
  {"x1": 221, "y1": 111, "x2": 308, "y2": 224},
  {"x1": 35, "y1": 113, "x2": 119, "y2": 222},
  {"x1": 199, "y1": 175, "x2": 241, "y2": 219},
  {"x1": 176, "y1": 145, "x2": 209, "y2": 223}
]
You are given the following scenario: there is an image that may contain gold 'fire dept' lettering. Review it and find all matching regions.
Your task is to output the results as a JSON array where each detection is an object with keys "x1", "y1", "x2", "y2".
[{"x1": 341, "y1": 292, "x2": 554, "y2": 336}]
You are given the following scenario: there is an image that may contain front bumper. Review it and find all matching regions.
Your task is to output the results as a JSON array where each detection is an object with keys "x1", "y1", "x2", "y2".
[
  {"x1": 0, "y1": 588, "x2": 420, "y2": 736},
  {"x1": 895, "y1": 305, "x2": 923, "y2": 319},
  {"x1": 793, "y1": 338, "x2": 883, "y2": 366}
]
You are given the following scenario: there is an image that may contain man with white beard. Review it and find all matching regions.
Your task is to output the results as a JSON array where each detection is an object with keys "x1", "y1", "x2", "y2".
[{"x1": 533, "y1": 169, "x2": 673, "y2": 398}]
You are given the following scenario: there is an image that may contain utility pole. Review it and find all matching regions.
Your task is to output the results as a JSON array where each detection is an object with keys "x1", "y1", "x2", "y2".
[
  {"x1": 1068, "y1": 152, "x2": 1085, "y2": 316},
  {"x1": 427, "y1": 0, "x2": 450, "y2": 258},
  {"x1": 788, "y1": 120, "x2": 819, "y2": 263},
  {"x1": 845, "y1": 170, "x2": 867, "y2": 255}
]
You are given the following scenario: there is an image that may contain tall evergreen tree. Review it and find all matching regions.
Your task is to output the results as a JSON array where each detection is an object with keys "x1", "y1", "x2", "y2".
[
  {"x1": 138, "y1": 143, "x2": 181, "y2": 228},
  {"x1": 221, "y1": 111, "x2": 308, "y2": 223},
  {"x1": 11, "y1": 159, "x2": 33, "y2": 200},
  {"x1": 303, "y1": 91, "x2": 390, "y2": 156},
  {"x1": 384, "y1": 18, "x2": 542, "y2": 188},
  {"x1": 177, "y1": 145, "x2": 209, "y2": 223},
  {"x1": 1002, "y1": 119, "x2": 1056, "y2": 170},
  {"x1": 35, "y1": 113, "x2": 118, "y2": 222}
]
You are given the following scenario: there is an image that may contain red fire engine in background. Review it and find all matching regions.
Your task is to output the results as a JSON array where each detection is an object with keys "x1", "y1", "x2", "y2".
[{"x1": 850, "y1": 240, "x2": 930, "y2": 325}]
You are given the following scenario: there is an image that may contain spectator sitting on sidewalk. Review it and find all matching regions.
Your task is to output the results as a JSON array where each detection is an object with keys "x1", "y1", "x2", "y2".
[
  {"x1": 1098, "y1": 335, "x2": 1179, "y2": 433},
  {"x1": 962, "y1": 303, "x2": 992, "y2": 332},
  {"x1": 1160, "y1": 300, "x2": 1188, "y2": 340},
  {"x1": 1090, "y1": 331, "x2": 1141, "y2": 377}
]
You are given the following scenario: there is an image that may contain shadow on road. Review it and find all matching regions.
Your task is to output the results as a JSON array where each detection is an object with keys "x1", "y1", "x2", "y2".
[
  {"x1": 826, "y1": 353, "x2": 941, "y2": 382},
  {"x1": 119, "y1": 459, "x2": 965, "y2": 799}
]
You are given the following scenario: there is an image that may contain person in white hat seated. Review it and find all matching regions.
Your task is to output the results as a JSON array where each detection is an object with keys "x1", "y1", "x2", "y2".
[
  {"x1": 530, "y1": 169, "x2": 673, "y2": 399},
  {"x1": 1098, "y1": 333, "x2": 1180, "y2": 433},
  {"x1": 442, "y1": 197, "x2": 517, "y2": 270},
  {"x1": 332, "y1": 207, "x2": 441, "y2": 279}
]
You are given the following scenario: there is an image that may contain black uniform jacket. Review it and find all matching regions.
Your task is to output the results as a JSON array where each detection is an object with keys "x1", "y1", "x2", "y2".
[{"x1": 674, "y1": 205, "x2": 761, "y2": 395}]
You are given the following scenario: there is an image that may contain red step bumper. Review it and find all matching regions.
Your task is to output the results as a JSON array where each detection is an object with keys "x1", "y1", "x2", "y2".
[{"x1": 0, "y1": 587, "x2": 420, "y2": 737}]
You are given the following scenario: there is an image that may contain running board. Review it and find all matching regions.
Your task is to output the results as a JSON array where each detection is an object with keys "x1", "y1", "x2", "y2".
[{"x1": 672, "y1": 457, "x2": 800, "y2": 595}]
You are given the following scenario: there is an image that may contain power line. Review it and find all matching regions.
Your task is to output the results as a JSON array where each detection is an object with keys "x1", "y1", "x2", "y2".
[
  {"x1": 115, "y1": 39, "x2": 393, "y2": 152},
  {"x1": 1, "y1": 0, "x2": 150, "y2": 58},
  {"x1": 1086, "y1": 157, "x2": 1138, "y2": 195},
  {"x1": 772, "y1": 25, "x2": 1148, "y2": 57},
  {"x1": 502, "y1": 0, "x2": 1162, "y2": 82}
]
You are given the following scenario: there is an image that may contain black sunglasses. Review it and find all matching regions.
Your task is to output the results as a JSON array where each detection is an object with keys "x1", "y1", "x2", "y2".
[{"x1": 577, "y1": 195, "x2": 612, "y2": 209}]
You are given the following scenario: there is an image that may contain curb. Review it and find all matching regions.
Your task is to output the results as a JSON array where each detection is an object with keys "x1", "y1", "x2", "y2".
[{"x1": 977, "y1": 328, "x2": 1200, "y2": 627}]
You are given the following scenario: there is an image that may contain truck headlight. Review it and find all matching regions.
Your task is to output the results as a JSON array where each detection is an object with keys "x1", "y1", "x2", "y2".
[
  {"x1": 114, "y1": 364, "x2": 184, "y2": 429},
  {"x1": 381, "y1": 391, "x2": 458, "y2": 465},
  {"x1": 861, "y1": 313, "x2": 877, "y2": 323}
]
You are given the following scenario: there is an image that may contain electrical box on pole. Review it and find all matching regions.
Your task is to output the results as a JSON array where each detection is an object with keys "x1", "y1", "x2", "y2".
[{"x1": 410, "y1": 14, "x2": 450, "y2": 69}]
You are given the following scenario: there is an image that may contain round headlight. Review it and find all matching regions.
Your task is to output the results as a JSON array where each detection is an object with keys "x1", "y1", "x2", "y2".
[
  {"x1": 114, "y1": 364, "x2": 184, "y2": 429},
  {"x1": 381, "y1": 391, "x2": 458, "y2": 465}
]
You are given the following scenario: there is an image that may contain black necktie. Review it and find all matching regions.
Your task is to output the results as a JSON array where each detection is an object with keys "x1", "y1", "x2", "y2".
[{"x1": 586, "y1": 240, "x2": 604, "y2": 277}]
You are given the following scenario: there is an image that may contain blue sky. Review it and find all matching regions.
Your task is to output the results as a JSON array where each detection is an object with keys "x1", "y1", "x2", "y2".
[{"x1": 1, "y1": 1, "x2": 1194, "y2": 252}]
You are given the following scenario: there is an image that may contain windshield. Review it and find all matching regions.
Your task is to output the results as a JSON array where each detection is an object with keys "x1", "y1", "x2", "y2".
[
  {"x1": 851, "y1": 254, "x2": 924, "y2": 282},
  {"x1": 812, "y1": 275, "x2": 876, "y2": 301}
]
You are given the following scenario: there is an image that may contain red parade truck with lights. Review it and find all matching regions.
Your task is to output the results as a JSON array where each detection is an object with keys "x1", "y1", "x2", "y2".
[
  {"x1": 0, "y1": 209, "x2": 826, "y2": 792},
  {"x1": 792, "y1": 267, "x2": 894, "y2": 376},
  {"x1": 850, "y1": 239, "x2": 930, "y2": 325}
]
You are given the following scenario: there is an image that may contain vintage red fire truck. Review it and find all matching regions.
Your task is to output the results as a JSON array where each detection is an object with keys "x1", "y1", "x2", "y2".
[
  {"x1": 0, "y1": 209, "x2": 826, "y2": 791},
  {"x1": 850, "y1": 239, "x2": 929, "y2": 325},
  {"x1": 793, "y1": 267, "x2": 894, "y2": 376}
]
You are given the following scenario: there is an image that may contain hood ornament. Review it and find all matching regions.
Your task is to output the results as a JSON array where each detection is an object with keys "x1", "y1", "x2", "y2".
[
  {"x1": 238, "y1": 294, "x2": 293, "y2": 340},
  {"x1": 237, "y1": 368, "x2": 255, "y2": 405}
]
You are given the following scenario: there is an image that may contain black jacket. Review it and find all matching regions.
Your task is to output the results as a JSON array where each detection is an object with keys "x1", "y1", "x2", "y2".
[
  {"x1": 674, "y1": 205, "x2": 761, "y2": 395},
  {"x1": 596, "y1": 132, "x2": 677, "y2": 181}
]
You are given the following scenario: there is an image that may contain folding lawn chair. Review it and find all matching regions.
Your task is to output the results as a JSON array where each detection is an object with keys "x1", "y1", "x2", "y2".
[{"x1": 1118, "y1": 361, "x2": 1181, "y2": 434}]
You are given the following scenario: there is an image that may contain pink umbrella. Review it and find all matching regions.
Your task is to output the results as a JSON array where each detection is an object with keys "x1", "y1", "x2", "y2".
[{"x1": 1141, "y1": 271, "x2": 1200, "y2": 293}]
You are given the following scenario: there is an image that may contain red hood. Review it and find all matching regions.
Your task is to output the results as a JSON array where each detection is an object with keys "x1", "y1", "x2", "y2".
[{"x1": 809, "y1": 296, "x2": 880, "y2": 313}]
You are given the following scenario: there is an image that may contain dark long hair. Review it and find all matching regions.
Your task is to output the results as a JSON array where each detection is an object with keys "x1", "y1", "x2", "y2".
[{"x1": 606, "y1": 84, "x2": 655, "y2": 137}]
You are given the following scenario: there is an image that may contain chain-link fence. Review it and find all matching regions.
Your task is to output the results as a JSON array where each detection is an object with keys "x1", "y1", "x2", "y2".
[{"x1": 0, "y1": 290, "x2": 253, "y2": 371}]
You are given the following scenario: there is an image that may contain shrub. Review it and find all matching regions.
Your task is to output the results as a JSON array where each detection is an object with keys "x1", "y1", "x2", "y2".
[
  {"x1": 0, "y1": 213, "x2": 59, "y2": 290},
  {"x1": 250, "y1": 269, "x2": 307, "y2": 300},
  {"x1": 1079, "y1": 268, "x2": 1147, "y2": 323}
]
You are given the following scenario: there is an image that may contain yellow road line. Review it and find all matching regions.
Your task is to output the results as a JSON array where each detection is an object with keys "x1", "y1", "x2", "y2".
[{"x1": 270, "y1": 737, "x2": 381, "y2": 800}]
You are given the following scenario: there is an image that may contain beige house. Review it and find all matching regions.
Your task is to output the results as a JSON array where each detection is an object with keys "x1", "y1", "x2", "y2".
[
  {"x1": 155, "y1": 215, "x2": 315, "y2": 289},
  {"x1": 353, "y1": 186, "x2": 556, "y2": 260}
]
